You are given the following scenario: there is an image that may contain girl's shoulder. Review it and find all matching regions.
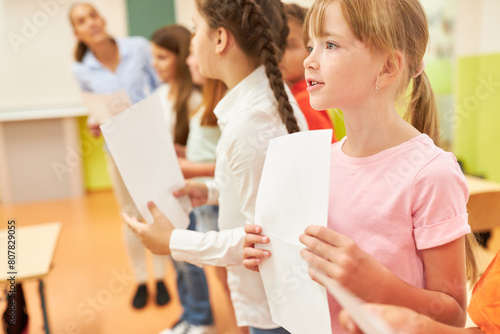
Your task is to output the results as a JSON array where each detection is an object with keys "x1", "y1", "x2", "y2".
[
  {"x1": 410, "y1": 137, "x2": 468, "y2": 204},
  {"x1": 412, "y1": 135, "x2": 462, "y2": 180}
]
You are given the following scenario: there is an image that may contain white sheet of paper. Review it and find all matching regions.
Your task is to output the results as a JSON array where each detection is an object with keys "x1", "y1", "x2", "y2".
[
  {"x1": 101, "y1": 91, "x2": 191, "y2": 228},
  {"x1": 81, "y1": 90, "x2": 132, "y2": 124},
  {"x1": 255, "y1": 130, "x2": 333, "y2": 334},
  {"x1": 259, "y1": 233, "x2": 332, "y2": 334},
  {"x1": 255, "y1": 130, "x2": 332, "y2": 243},
  {"x1": 312, "y1": 268, "x2": 396, "y2": 334}
]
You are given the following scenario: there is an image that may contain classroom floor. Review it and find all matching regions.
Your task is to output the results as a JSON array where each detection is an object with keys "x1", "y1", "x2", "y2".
[
  {"x1": 0, "y1": 190, "x2": 499, "y2": 334},
  {"x1": 0, "y1": 190, "x2": 238, "y2": 334}
]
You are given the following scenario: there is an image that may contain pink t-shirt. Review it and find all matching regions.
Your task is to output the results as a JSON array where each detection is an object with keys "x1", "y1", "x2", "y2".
[{"x1": 328, "y1": 134, "x2": 471, "y2": 333}]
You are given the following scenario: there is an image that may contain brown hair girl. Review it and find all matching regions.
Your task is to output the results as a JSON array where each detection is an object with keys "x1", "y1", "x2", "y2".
[
  {"x1": 195, "y1": 0, "x2": 300, "y2": 134},
  {"x1": 151, "y1": 25, "x2": 195, "y2": 145}
]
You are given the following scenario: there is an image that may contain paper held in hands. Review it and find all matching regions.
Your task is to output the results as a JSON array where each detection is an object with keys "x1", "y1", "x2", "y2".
[
  {"x1": 254, "y1": 130, "x2": 332, "y2": 334},
  {"x1": 254, "y1": 130, "x2": 394, "y2": 334},
  {"x1": 81, "y1": 90, "x2": 132, "y2": 124},
  {"x1": 100, "y1": 90, "x2": 191, "y2": 228}
]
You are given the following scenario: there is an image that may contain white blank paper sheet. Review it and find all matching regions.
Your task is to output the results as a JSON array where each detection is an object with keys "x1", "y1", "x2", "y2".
[
  {"x1": 101, "y1": 91, "x2": 191, "y2": 228},
  {"x1": 255, "y1": 130, "x2": 333, "y2": 334}
]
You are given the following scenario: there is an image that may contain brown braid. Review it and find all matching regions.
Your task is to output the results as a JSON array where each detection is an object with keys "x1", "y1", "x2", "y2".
[{"x1": 196, "y1": 0, "x2": 300, "y2": 134}]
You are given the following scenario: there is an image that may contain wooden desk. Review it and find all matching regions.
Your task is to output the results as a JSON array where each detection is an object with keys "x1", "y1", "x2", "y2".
[
  {"x1": 466, "y1": 175, "x2": 500, "y2": 232},
  {"x1": 0, "y1": 222, "x2": 62, "y2": 333}
]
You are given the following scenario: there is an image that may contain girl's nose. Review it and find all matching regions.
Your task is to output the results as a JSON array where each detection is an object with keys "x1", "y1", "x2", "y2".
[{"x1": 304, "y1": 53, "x2": 319, "y2": 70}]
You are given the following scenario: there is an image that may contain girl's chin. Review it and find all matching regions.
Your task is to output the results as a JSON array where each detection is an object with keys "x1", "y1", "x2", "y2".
[{"x1": 309, "y1": 101, "x2": 331, "y2": 111}]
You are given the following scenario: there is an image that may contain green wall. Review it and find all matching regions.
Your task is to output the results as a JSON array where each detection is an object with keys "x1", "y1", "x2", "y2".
[
  {"x1": 126, "y1": 0, "x2": 176, "y2": 38},
  {"x1": 455, "y1": 54, "x2": 500, "y2": 182}
]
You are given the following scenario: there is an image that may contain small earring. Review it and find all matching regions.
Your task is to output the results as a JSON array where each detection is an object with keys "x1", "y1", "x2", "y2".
[{"x1": 375, "y1": 86, "x2": 380, "y2": 93}]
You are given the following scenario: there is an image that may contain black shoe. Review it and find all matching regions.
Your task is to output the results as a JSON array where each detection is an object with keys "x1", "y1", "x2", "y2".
[
  {"x1": 132, "y1": 284, "x2": 148, "y2": 309},
  {"x1": 156, "y1": 280, "x2": 171, "y2": 306}
]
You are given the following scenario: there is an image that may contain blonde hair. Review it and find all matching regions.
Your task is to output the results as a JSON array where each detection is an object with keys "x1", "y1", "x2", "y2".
[
  {"x1": 306, "y1": 0, "x2": 439, "y2": 143},
  {"x1": 306, "y1": 0, "x2": 478, "y2": 283}
]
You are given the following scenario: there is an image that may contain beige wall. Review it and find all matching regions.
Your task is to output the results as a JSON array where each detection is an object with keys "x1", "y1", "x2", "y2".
[
  {"x1": 0, "y1": 0, "x2": 128, "y2": 110},
  {"x1": 456, "y1": 0, "x2": 500, "y2": 57}
]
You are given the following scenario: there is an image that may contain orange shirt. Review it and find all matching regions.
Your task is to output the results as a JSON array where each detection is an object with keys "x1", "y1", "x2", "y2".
[
  {"x1": 291, "y1": 79, "x2": 337, "y2": 142},
  {"x1": 468, "y1": 251, "x2": 500, "y2": 334}
]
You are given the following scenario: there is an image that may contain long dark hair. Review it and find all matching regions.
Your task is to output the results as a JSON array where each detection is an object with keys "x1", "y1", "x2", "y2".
[
  {"x1": 151, "y1": 25, "x2": 194, "y2": 145},
  {"x1": 195, "y1": 0, "x2": 300, "y2": 134}
]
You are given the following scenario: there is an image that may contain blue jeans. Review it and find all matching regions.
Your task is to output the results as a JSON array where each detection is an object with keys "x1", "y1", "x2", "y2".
[
  {"x1": 249, "y1": 327, "x2": 290, "y2": 334},
  {"x1": 192, "y1": 205, "x2": 219, "y2": 232},
  {"x1": 172, "y1": 207, "x2": 219, "y2": 326}
]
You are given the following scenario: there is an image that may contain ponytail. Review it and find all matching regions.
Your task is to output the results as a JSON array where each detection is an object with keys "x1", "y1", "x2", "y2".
[
  {"x1": 409, "y1": 71, "x2": 479, "y2": 282},
  {"x1": 465, "y1": 232, "x2": 479, "y2": 285},
  {"x1": 196, "y1": 0, "x2": 300, "y2": 134},
  {"x1": 406, "y1": 71, "x2": 440, "y2": 146}
]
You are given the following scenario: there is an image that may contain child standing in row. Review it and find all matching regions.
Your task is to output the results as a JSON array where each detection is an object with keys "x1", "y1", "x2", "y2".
[
  {"x1": 69, "y1": 3, "x2": 168, "y2": 309},
  {"x1": 244, "y1": 0, "x2": 477, "y2": 333},
  {"x1": 124, "y1": 1, "x2": 307, "y2": 333},
  {"x1": 150, "y1": 25, "x2": 215, "y2": 333}
]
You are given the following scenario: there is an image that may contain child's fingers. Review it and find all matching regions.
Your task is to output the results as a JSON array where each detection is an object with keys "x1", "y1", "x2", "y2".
[
  {"x1": 300, "y1": 248, "x2": 341, "y2": 281},
  {"x1": 244, "y1": 224, "x2": 262, "y2": 234},
  {"x1": 122, "y1": 212, "x2": 144, "y2": 236},
  {"x1": 243, "y1": 247, "x2": 271, "y2": 260},
  {"x1": 300, "y1": 233, "x2": 339, "y2": 260},
  {"x1": 244, "y1": 234, "x2": 269, "y2": 248},
  {"x1": 147, "y1": 201, "x2": 166, "y2": 221},
  {"x1": 173, "y1": 185, "x2": 190, "y2": 197},
  {"x1": 304, "y1": 225, "x2": 350, "y2": 247},
  {"x1": 243, "y1": 259, "x2": 261, "y2": 272}
]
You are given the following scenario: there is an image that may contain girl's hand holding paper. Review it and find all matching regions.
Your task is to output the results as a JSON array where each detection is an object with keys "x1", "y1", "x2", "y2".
[
  {"x1": 243, "y1": 224, "x2": 271, "y2": 272},
  {"x1": 299, "y1": 225, "x2": 392, "y2": 302},
  {"x1": 123, "y1": 201, "x2": 175, "y2": 255},
  {"x1": 173, "y1": 180, "x2": 209, "y2": 208}
]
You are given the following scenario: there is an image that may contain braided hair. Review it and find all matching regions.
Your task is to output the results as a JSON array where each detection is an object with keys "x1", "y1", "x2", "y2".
[{"x1": 196, "y1": 0, "x2": 300, "y2": 134}]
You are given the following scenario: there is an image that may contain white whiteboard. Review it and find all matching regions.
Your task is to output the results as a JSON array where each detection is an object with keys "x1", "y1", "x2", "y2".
[{"x1": 0, "y1": 0, "x2": 128, "y2": 111}]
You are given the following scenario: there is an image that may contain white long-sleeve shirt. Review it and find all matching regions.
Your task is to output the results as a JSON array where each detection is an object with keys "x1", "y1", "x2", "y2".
[{"x1": 170, "y1": 66, "x2": 308, "y2": 328}]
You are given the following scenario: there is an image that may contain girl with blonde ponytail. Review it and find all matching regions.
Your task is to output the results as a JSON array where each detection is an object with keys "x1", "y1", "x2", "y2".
[
  {"x1": 244, "y1": 0, "x2": 477, "y2": 332},
  {"x1": 124, "y1": 1, "x2": 307, "y2": 333}
]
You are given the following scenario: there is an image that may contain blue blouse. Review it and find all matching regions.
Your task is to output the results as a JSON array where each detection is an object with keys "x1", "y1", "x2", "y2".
[{"x1": 73, "y1": 36, "x2": 160, "y2": 103}]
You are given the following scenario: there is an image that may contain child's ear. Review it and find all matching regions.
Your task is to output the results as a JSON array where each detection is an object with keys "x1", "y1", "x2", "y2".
[
  {"x1": 215, "y1": 27, "x2": 232, "y2": 55},
  {"x1": 376, "y1": 51, "x2": 404, "y2": 89}
]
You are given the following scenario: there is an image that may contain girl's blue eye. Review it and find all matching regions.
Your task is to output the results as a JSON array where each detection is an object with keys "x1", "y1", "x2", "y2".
[
  {"x1": 326, "y1": 42, "x2": 337, "y2": 50},
  {"x1": 306, "y1": 46, "x2": 313, "y2": 53}
]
